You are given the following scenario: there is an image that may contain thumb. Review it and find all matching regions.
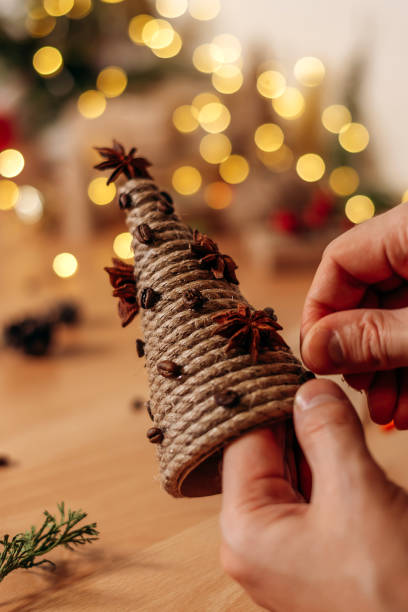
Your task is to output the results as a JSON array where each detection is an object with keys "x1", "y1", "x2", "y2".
[
  {"x1": 294, "y1": 379, "x2": 380, "y2": 501},
  {"x1": 301, "y1": 308, "x2": 408, "y2": 374}
]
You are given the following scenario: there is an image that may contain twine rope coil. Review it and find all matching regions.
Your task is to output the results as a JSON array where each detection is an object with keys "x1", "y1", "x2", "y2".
[{"x1": 124, "y1": 178, "x2": 307, "y2": 497}]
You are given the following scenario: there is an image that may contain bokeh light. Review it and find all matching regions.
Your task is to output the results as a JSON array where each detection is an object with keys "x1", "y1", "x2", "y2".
[
  {"x1": 254, "y1": 123, "x2": 284, "y2": 152},
  {"x1": 68, "y1": 0, "x2": 93, "y2": 19},
  {"x1": 345, "y1": 195, "x2": 375, "y2": 224},
  {"x1": 219, "y1": 155, "x2": 249, "y2": 184},
  {"x1": 0, "y1": 179, "x2": 19, "y2": 210},
  {"x1": 192, "y1": 92, "x2": 220, "y2": 110},
  {"x1": 43, "y1": 0, "x2": 74, "y2": 16},
  {"x1": 113, "y1": 232, "x2": 133, "y2": 259},
  {"x1": 33, "y1": 46, "x2": 63, "y2": 77},
  {"x1": 296, "y1": 153, "x2": 325, "y2": 182},
  {"x1": 172, "y1": 105, "x2": 199, "y2": 133},
  {"x1": 200, "y1": 134, "x2": 231, "y2": 164},
  {"x1": 15, "y1": 185, "x2": 44, "y2": 224},
  {"x1": 77, "y1": 90, "x2": 106, "y2": 119},
  {"x1": 156, "y1": 0, "x2": 187, "y2": 18},
  {"x1": 321, "y1": 104, "x2": 352, "y2": 134},
  {"x1": 192, "y1": 44, "x2": 220, "y2": 73},
  {"x1": 338, "y1": 122, "x2": 370, "y2": 153},
  {"x1": 329, "y1": 166, "x2": 359, "y2": 196},
  {"x1": 172, "y1": 166, "x2": 202, "y2": 195},
  {"x1": 198, "y1": 102, "x2": 231, "y2": 133},
  {"x1": 152, "y1": 31, "x2": 182, "y2": 58},
  {"x1": 26, "y1": 14, "x2": 56, "y2": 37},
  {"x1": 188, "y1": 0, "x2": 220, "y2": 21},
  {"x1": 211, "y1": 34, "x2": 241, "y2": 64},
  {"x1": 96, "y1": 66, "x2": 127, "y2": 98},
  {"x1": 142, "y1": 19, "x2": 175, "y2": 49},
  {"x1": 272, "y1": 87, "x2": 305, "y2": 120},
  {"x1": 256, "y1": 70, "x2": 286, "y2": 99},
  {"x1": 100, "y1": 0, "x2": 124, "y2": 3},
  {"x1": 212, "y1": 64, "x2": 243, "y2": 94},
  {"x1": 53, "y1": 252, "x2": 78, "y2": 278},
  {"x1": 294, "y1": 56, "x2": 325, "y2": 87},
  {"x1": 257, "y1": 145, "x2": 294, "y2": 173},
  {"x1": 88, "y1": 177, "x2": 116, "y2": 205},
  {"x1": 204, "y1": 181, "x2": 233, "y2": 209},
  {"x1": 0, "y1": 149, "x2": 25, "y2": 178},
  {"x1": 128, "y1": 14, "x2": 153, "y2": 45},
  {"x1": 401, "y1": 189, "x2": 408, "y2": 203}
]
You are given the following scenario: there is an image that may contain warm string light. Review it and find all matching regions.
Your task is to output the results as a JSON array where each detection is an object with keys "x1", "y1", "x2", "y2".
[
  {"x1": 33, "y1": 46, "x2": 63, "y2": 77},
  {"x1": 198, "y1": 102, "x2": 230, "y2": 133},
  {"x1": 77, "y1": 90, "x2": 106, "y2": 118},
  {"x1": 0, "y1": 180, "x2": 19, "y2": 210},
  {"x1": 338, "y1": 122, "x2": 369, "y2": 153},
  {"x1": 219, "y1": 155, "x2": 249, "y2": 184},
  {"x1": 257, "y1": 145, "x2": 294, "y2": 173},
  {"x1": 15, "y1": 186, "x2": 44, "y2": 224},
  {"x1": 68, "y1": 0, "x2": 93, "y2": 19},
  {"x1": 0, "y1": 149, "x2": 25, "y2": 178},
  {"x1": 53, "y1": 252, "x2": 78, "y2": 278},
  {"x1": 88, "y1": 177, "x2": 116, "y2": 205},
  {"x1": 96, "y1": 66, "x2": 127, "y2": 98},
  {"x1": 199, "y1": 133, "x2": 231, "y2": 164},
  {"x1": 272, "y1": 87, "x2": 305, "y2": 120},
  {"x1": 296, "y1": 154, "x2": 325, "y2": 182},
  {"x1": 172, "y1": 166, "x2": 202, "y2": 194},
  {"x1": 204, "y1": 181, "x2": 233, "y2": 209},
  {"x1": 256, "y1": 70, "x2": 286, "y2": 99},
  {"x1": 294, "y1": 57, "x2": 325, "y2": 87},
  {"x1": 172, "y1": 105, "x2": 199, "y2": 133},
  {"x1": 322, "y1": 105, "x2": 351, "y2": 133},
  {"x1": 156, "y1": 0, "x2": 188, "y2": 18},
  {"x1": 188, "y1": 0, "x2": 220, "y2": 21},
  {"x1": 43, "y1": 0, "x2": 74, "y2": 17},
  {"x1": 345, "y1": 195, "x2": 375, "y2": 224},
  {"x1": 113, "y1": 233, "x2": 133, "y2": 259},
  {"x1": 254, "y1": 123, "x2": 284, "y2": 152},
  {"x1": 329, "y1": 166, "x2": 359, "y2": 196}
]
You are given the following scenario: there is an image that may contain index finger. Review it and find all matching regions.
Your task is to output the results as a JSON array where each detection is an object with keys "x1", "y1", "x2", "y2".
[{"x1": 301, "y1": 203, "x2": 408, "y2": 342}]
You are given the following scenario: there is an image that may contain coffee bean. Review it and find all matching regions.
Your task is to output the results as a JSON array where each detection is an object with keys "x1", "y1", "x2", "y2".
[
  {"x1": 157, "y1": 360, "x2": 181, "y2": 378},
  {"x1": 119, "y1": 192, "x2": 132, "y2": 210},
  {"x1": 157, "y1": 199, "x2": 174, "y2": 214},
  {"x1": 214, "y1": 389, "x2": 239, "y2": 408},
  {"x1": 146, "y1": 427, "x2": 163, "y2": 443},
  {"x1": 184, "y1": 288, "x2": 207, "y2": 311},
  {"x1": 140, "y1": 287, "x2": 160, "y2": 309},
  {"x1": 301, "y1": 370, "x2": 316, "y2": 383},
  {"x1": 263, "y1": 307, "x2": 278, "y2": 321},
  {"x1": 136, "y1": 338, "x2": 145, "y2": 357},
  {"x1": 135, "y1": 223, "x2": 154, "y2": 244}
]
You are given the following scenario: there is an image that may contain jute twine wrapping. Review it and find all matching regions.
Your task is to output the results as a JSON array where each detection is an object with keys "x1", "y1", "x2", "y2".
[{"x1": 123, "y1": 178, "x2": 307, "y2": 498}]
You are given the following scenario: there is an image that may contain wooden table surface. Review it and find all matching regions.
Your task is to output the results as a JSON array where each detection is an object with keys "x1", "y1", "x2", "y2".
[{"x1": 1, "y1": 221, "x2": 407, "y2": 611}]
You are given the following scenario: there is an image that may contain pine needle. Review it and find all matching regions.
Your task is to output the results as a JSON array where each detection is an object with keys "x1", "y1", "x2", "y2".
[{"x1": 0, "y1": 502, "x2": 99, "y2": 582}]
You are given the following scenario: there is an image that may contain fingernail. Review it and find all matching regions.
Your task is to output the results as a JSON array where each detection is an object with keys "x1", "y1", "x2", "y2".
[
  {"x1": 295, "y1": 392, "x2": 341, "y2": 411},
  {"x1": 328, "y1": 331, "x2": 344, "y2": 365},
  {"x1": 295, "y1": 379, "x2": 348, "y2": 411}
]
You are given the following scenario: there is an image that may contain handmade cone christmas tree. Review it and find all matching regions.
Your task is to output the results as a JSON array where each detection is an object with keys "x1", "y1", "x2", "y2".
[{"x1": 97, "y1": 142, "x2": 313, "y2": 498}]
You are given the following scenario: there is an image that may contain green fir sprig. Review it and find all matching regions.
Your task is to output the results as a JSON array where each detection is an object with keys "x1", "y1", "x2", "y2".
[{"x1": 0, "y1": 502, "x2": 99, "y2": 582}]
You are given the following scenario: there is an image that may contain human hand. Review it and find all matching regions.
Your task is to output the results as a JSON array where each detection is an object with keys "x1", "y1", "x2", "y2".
[
  {"x1": 220, "y1": 379, "x2": 408, "y2": 612},
  {"x1": 301, "y1": 203, "x2": 408, "y2": 427}
]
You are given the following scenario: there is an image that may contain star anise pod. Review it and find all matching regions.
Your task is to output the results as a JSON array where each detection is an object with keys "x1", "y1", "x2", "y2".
[
  {"x1": 104, "y1": 258, "x2": 139, "y2": 327},
  {"x1": 94, "y1": 140, "x2": 153, "y2": 185},
  {"x1": 212, "y1": 303, "x2": 288, "y2": 363},
  {"x1": 190, "y1": 230, "x2": 238, "y2": 284}
]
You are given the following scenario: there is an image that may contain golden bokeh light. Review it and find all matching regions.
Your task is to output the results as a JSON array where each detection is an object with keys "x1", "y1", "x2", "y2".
[
  {"x1": 204, "y1": 181, "x2": 233, "y2": 209},
  {"x1": 188, "y1": 0, "x2": 220, "y2": 21},
  {"x1": 43, "y1": 0, "x2": 74, "y2": 16},
  {"x1": 329, "y1": 166, "x2": 359, "y2": 196},
  {"x1": 53, "y1": 252, "x2": 78, "y2": 278},
  {"x1": 142, "y1": 19, "x2": 174, "y2": 49},
  {"x1": 345, "y1": 195, "x2": 375, "y2": 224},
  {"x1": 172, "y1": 166, "x2": 202, "y2": 195},
  {"x1": 198, "y1": 102, "x2": 231, "y2": 133},
  {"x1": 219, "y1": 155, "x2": 249, "y2": 184},
  {"x1": 256, "y1": 70, "x2": 286, "y2": 99},
  {"x1": 192, "y1": 43, "x2": 220, "y2": 73},
  {"x1": 321, "y1": 104, "x2": 352, "y2": 134},
  {"x1": 0, "y1": 149, "x2": 25, "y2": 178},
  {"x1": 272, "y1": 87, "x2": 305, "y2": 120},
  {"x1": 257, "y1": 145, "x2": 294, "y2": 173},
  {"x1": 200, "y1": 134, "x2": 231, "y2": 164},
  {"x1": 68, "y1": 0, "x2": 93, "y2": 19},
  {"x1": 338, "y1": 122, "x2": 370, "y2": 153},
  {"x1": 96, "y1": 66, "x2": 127, "y2": 98},
  {"x1": 254, "y1": 123, "x2": 284, "y2": 152},
  {"x1": 401, "y1": 189, "x2": 408, "y2": 203},
  {"x1": 212, "y1": 64, "x2": 243, "y2": 94},
  {"x1": 33, "y1": 46, "x2": 63, "y2": 77},
  {"x1": 296, "y1": 153, "x2": 325, "y2": 182},
  {"x1": 88, "y1": 177, "x2": 116, "y2": 205},
  {"x1": 15, "y1": 185, "x2": 44, "y2": 224},
  {"x1": 211, "y1": 34, "x2": 241, "y2": 64},
  {"x1": 156, "y1": 0, "x2": 187, "y2": 18},
  {"x1": 100, "y1": 0, "x2": 124, "y2": 3},
  {"x1": 26, "y1": 15, "x2": 56, "y2": 37},
  {"x1": 192, "y1": 92, "x2": 220, "y2": 110},
  {"x1": 128, "y1": 14, "x2": 153, "y2": 45},
  {"x1": 172, "y1": 105, "x2": 199, "y2": 133},
  {"x1": 0, "y1": 180, "x2": 19, "y2": 210},
  {"x1": 294, "y1": 56, "x2": 325, "y2": 87},
  {"x1": 77, "y1": 90, "x2": 106, "y2": 119},
  {"x1": 113, "y1": 232, "x2": 133, "y2": 259},
  {"x1": 152, "y1": 31, "x2": 182, "y2": 58}
]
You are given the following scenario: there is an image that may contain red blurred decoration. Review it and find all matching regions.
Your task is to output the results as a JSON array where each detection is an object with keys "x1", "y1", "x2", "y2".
[
  {"x1": 270, "y1": 210, "x2": 300, "y2": 234},
  {"x1": 380, "y1": 420, "x2": 395, "y2": 432},
  {"x1": 0, "y1": 115, "x2": 15, "y2": 150},
  {"x1": 302, "y1": 189, "x2": 334, "y2": 229}
]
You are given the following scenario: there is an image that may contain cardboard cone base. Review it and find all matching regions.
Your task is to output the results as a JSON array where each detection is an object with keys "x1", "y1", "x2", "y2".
[{"x1": 119, "y1": 178, "x2": 307, "y2": 498}]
